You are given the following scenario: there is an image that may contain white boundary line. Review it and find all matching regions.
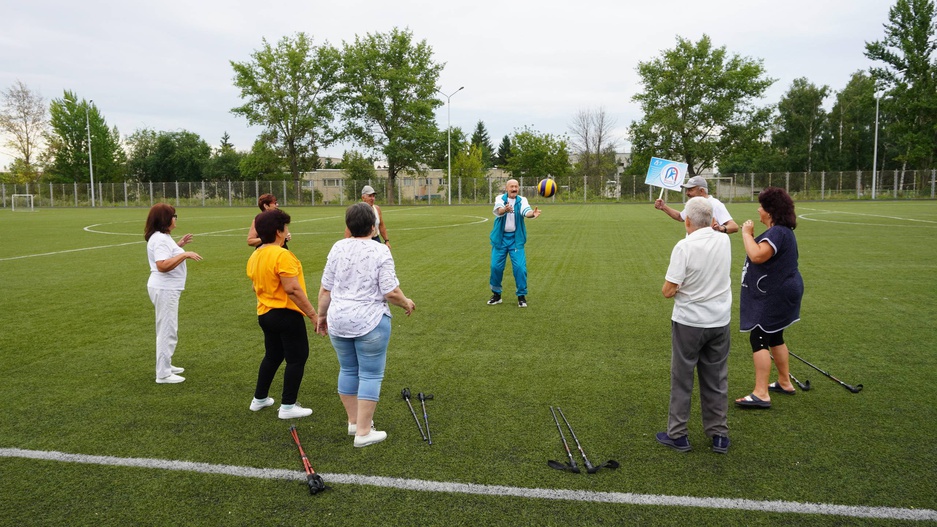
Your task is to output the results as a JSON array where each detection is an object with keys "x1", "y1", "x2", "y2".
[
  {"x1": 1, "y1": 448, "x2": 933, "y2": 521},
  {"x1": 798, "y1": 207, "x2": 937, "y2": 227}
]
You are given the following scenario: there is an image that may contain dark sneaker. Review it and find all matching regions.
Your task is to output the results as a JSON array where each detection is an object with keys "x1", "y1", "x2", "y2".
[
  {"x1": 487, "y1": 293, "x2": 502, "y2": 305},
  {"x1": 655, "y1": 432, "x2": 692, "y2": 452},
  {"x1": 518, "y1": 295, "x2": 527, "y2": 308},
  {"x1": 712, "y1": 435, "x2": 731, "y2": 454}
]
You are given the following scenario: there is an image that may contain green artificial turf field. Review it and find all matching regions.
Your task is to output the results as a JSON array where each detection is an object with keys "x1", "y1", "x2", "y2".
[{"x1": 1, "y1": 200, "x2": 935, "y2": 525}]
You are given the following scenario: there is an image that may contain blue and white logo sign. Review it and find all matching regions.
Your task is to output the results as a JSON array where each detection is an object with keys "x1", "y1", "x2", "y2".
[{"x1": 644, "y1": 157, "x2": 688, "y2": 191}]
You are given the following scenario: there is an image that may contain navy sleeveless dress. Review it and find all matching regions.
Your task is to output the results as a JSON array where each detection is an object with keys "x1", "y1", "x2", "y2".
[{"x1": 740, "y1": 226, "x2": 804, "y2": 333}]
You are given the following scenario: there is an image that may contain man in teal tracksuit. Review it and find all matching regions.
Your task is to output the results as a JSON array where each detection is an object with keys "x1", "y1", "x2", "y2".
[{"x1": 488, "y1": 179, "x2": 541, "y2": 308}]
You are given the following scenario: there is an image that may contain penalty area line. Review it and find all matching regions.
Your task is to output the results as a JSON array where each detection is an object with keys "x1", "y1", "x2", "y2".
[{"x1": 1, "y1": 448, "x2": 934, "y2": 521}]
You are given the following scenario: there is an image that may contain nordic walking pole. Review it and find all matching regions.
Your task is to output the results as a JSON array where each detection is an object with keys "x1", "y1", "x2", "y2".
[
  {"x1": 789, "y1": 351, "x2": 862, "y2": 393},
  {"x1": 418, "y1": 392, "x2": 434, "y2": 445},
  {"x1": 548, "y1": 406, "x2": 580, "y2": 473},
  {"x1": 402, "y1": 388, "x2": 427, "y2": 440},
  {"x1": 556, "y1": 407, "x2": 619, "y2": 473},
  {"x1": 289, "y1": 425, "x2": 327, "y2": 495}
]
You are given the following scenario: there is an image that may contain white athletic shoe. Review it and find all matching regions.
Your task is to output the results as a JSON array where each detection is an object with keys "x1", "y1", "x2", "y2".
[
  {"x1": 347, "y1": 421, "x2": 375, "y2": 436},
  {"x1": 156, "y1": 374, "x2": 185, "y2": 384},
  {"x1": 278, "y1": 404, "x2": 313, "y2": 419},
  {"x1": 250, "y1": 397, "x2": 275, "y2": 411},
  {"x1": 170, "y1": 365, "x2": 185, "y2": 374},
  {"x1": 353, "y1": 430, "x2": 387, "y2": 447}
]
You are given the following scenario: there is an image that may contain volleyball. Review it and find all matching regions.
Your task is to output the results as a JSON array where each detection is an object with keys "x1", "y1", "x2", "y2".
[{"x1": 538, "y1": 178, "x2": 557, "y2": 198}]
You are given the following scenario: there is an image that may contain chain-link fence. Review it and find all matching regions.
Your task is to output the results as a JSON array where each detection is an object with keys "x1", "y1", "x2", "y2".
[{"x1": 2, "y1": 169, "x2": 935, "y2": 208}]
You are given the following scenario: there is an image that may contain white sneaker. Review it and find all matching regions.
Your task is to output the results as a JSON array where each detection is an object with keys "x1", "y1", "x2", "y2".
[
  {"x1": 347, "y1": 421, "x2": 375, "y2": 436},
  {"x1": 278, "y1": 404, "x2": 313, "y2": 419},
  {"x1": 353, "y1": 429, "x2": 387, "y2": 447},
  {"x1": 250, "y1": 397, "x2": 275, "y2": 411},
  {"x1": 170, "y1": 365, "x2": 185, "y2": 374},
  {"x1": 156, "y1": 374, "x2": 185, "y2": 384}
]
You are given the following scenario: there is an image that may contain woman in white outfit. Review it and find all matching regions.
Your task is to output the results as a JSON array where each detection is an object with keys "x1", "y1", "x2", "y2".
[{"x1": 144, "y1": 203, "x2": 202, "y2": 384}]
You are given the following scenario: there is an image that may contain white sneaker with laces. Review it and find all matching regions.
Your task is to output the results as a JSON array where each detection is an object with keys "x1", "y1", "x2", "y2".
[
  {"x1": 353, "y1": 429, "x2": 387, "y2": 447},
  {"x1": 170, "y1": 365, "x2": 185, "y2": 374},
  {"x1": 250, "y1": 397, "x2": 275, "y2": 411},
  {"x1": 347, "y1": 421, "x2": 375, "y2": 436},
  {"x1": 156, "y1": 374, "x2": 185, "y2": 384},
  {"x1": 278, "y1": 404, "x2": 313, "y2": 419}
]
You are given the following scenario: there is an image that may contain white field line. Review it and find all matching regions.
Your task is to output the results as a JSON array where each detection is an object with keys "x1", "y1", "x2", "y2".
[
  {"x1": 1, "y1": 210, "x2": 488, "y2": 261},
  {"x1": 1, "y1": 448, "x2": 934, "y2": 521},
  {"x1": 798, "y1": 207, "x2": 937, "y2": 227}
]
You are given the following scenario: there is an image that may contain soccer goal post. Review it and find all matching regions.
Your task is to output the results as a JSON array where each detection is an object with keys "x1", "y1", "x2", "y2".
[{"x1": 12, "y1": 194, "x2": 35, "y2": 212}]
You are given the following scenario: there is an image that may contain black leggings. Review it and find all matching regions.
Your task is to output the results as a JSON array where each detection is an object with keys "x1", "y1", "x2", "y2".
[
  {"x1": 254, "y1": 308, "x2": 309, "y2": 405},
  {"x1": 749, "y1": 327, "x2": 785, "y2": 353}
]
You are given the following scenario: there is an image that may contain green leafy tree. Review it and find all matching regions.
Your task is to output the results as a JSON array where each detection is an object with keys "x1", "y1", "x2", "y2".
[
  {"x1": 340, "y1": 150, "x2": 377, "y2": 201},
  {"x1": 772, "y1": 78, "x2": 831, "y2": 172},
  {"x1": 231, "y1": 32, "x2": 341, "y2": 180},
  {"x1": 0, "y1": 80, "x2": 46, "y2": 183},
  {"x1": 239, "y1": 138, "x2": 285, "y2": 180},
  {"x1": 124, "y1": 128, "x2": 159, "y2": 181},
  {"x1": 43, "y1": 91, "x2": 124, "y2": 183},
  {"x1": 204, "y1": 132, "x2": 245, "y2": 180},
  {"x1": 429, "y1": 126, "x2": 466, "y2": 170},
  {"x1": 494, "y1": 135, "x2": 512, "y2": 167},
  {"x1": 503, "y1": 126, "x2": 570, "y2": 181},
  {"x1": 340, "y1": 27, "x2": 443, "y2": 204},
  {"x1": 470, "y1": 121, "x2": 494, "y2": 168},
  {"x1": 865, "y1": 0, "x2": 937, "y2": 169},
  {"x1": 827, "y1": 72, "x2": 878, "y2": 170},
  {"x1": 629, "y1": 34, "x2": 775, "y2": 177}
]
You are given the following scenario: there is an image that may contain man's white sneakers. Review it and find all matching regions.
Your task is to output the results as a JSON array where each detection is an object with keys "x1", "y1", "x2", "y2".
[{"x1": 156, "y1": 374, "x2": 185, "y2": 384}]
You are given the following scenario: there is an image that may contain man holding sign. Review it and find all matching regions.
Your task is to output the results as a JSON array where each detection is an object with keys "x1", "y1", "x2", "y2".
[{"x1": 655, "y1": 176, "x2": 738, "y2": 234}]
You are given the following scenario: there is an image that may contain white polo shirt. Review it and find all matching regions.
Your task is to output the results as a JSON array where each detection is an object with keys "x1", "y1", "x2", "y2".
[
  {"x1": 665, "y1": 227, "x2": 732, "y2": 328},
  {"x1": 680, "y1": 195, "x2": 733, "y2": 227}
]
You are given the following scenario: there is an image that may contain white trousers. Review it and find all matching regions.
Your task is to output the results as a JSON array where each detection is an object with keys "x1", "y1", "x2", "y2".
[{"x1": 148, "y1": 287, "x2": 181, "y2": 379}]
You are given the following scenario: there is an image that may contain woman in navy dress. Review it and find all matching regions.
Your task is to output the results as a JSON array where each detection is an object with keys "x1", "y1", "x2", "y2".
[{"x1": 735, "y1": 187, "x2": 804, "y2": 408}]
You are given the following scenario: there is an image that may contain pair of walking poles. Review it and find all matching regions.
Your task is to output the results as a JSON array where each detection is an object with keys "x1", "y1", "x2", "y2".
[
  {"x1": 549, "y1": 406, "x2": 619, "y2": 474},
  {"x1": 776, "y1": 351, "x2": 864, "y2": 393},
  {"x1": 289, "y1": 425, "x2": 327, "y2": 495},
  {"x1": 402, "y1": 387, "x2": 434, "y2": 444}
]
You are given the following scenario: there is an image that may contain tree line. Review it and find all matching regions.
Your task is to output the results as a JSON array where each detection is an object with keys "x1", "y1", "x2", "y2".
[{"x1": 2, "y1": 0, "x2": 934, "y2": 200}]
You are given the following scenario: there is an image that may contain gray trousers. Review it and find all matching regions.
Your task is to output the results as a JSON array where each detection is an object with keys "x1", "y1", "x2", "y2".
[{"x1": 668, "y1": 321, "x2": 730, "y2": 439}]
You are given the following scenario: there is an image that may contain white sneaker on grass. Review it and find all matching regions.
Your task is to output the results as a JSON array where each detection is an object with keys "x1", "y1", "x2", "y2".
[
  {"x1": 278, "y1": 403, "x2": 313, "y2": 419},
  {"x1": 250, "y1": 397, "x2": 275, "y2": 411},
  {"x1": 156, "y1": 374, "x2": 185, "y2": 384},
  {"x1": 170, "y1": 365, "x2": 185, "y2": 374},
  {"x1": 353, "y1": 430, "x2": 387, "y2": 447},
  {"x1": 347, "y1": 421, "x2": 375, "y2": 436}
]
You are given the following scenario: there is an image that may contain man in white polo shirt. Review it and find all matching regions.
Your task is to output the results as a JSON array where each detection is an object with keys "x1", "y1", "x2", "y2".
[
  {"x1": 655, "y1": 176, "x2": 738, "y2": 234},
  {"x1": 655, "y1": 196, "x2": 732, "y2": 454}
]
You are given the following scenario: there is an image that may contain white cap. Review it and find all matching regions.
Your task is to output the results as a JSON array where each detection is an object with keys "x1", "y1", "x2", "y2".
[
  {"x1": 361, "y1": 185, "x2": 376, "y2": 196},
  {"x1": 681, "y1": 176, "x2": 708, "y2": 189}
]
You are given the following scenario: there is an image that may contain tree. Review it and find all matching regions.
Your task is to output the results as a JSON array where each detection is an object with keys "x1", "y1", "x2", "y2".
[
  {"x1": 239, "y1": 138, "x2": 285, "y2": 180},
  {"x1": 124, "y1": 128, "x2": 159, "y2": 181},
  {"x1": 772, "y1": 78, "x2": 830, "y2": 172},
  {"x1": 470, "y1": 121, "x2": 494, "y2": 168},
  {"x1": 231, "y1": 33, "x2": 341, "y2": 180},
  {"x1": 340, "y1": 27, "x2": 444, "y2": 204},
  {"x1": 0, "y1": 80, "x2": 46, "y2": 182},
  {"x1": 503, "y1": 126, "x2": 570, "y2": 181},
  {"x1": 827, "y1": 72, "x2": 878, "y2": 170},
  {"x1": 428, "y1": 126, "x2": 466, "y2": 170},
  {"x1": 865, "y1": 0, "x2": 937, "y2": 169},
  {"x1": 569, "y1": 107, "x2": 619, "y2": 180},
  {"x1": 339, "y1": 150, "x2": 377, "y2": 201},
  {"x1": 43, "y1": 91, "x2": 124, "y2": 183},
  {"x1": 204, "y1": 132, "x2": 245, "y2": 180},
  {"x1": 629, "y1": 35, "x2": 775, "y2": 177},
  {"x1": 124, "y1": 128, "x2": 210, "y2": 182},
  {"x1": 494, "y1": 135, "x2": 512, "y2": 167}
]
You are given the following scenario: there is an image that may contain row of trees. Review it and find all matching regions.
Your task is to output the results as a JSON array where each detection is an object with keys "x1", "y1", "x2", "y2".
[
  {"x1": 628, "y1": 0, "x2": 937, "y2": 177},
  {"x1": 2, "y1": 0, "x2": 934, "y2": 197}
]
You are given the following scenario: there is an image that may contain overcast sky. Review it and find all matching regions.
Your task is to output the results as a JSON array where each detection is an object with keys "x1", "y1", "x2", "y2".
[{"x1": 1, "y1": 0, "x2": 894, "y2": 169}]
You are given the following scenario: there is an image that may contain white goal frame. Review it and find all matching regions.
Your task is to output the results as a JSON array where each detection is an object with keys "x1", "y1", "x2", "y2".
[{"x1": 12, "y1": 194, "x2": 35, "y2": 212}]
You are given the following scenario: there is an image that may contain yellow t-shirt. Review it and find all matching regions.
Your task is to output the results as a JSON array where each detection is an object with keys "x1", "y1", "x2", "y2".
[{"x1": 246, "y1": 245, "x2": 307, "y2": 316}]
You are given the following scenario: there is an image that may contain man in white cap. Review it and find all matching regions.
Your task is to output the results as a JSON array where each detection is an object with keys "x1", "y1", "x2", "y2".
[
  {"x1": 347, "y1": 185, "x2": 391, "y2": 249},
  {"x1": 654, "y1": 176, "x2": 738, "y2": 234}
]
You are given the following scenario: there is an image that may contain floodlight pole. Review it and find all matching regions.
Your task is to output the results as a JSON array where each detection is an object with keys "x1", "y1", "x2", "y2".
[
  {"x1": 437, "y1": 86, "x2": 463, "y2": 205},
  {"x1": 85, "y1": 100, "x2": 96, "y2": 207},
  {"x1": 871, "y1": 94, "x2": 880, "y2": 200}
]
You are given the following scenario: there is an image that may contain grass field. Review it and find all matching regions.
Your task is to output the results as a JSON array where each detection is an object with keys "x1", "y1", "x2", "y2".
[{"x1": 1, "y1": 200, "x2": 936, "y2": 526}]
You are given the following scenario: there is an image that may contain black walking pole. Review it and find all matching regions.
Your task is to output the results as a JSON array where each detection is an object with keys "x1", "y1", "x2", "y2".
[
  {"x1": 402, "y1": 388, "x2": 427, "y2": 440},
  {"x1": 418, "y1": 392, "x2": 434, "y2": 445}
]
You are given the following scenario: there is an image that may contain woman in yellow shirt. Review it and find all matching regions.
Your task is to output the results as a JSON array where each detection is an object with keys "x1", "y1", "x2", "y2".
[{"x1": 246, "y1": 209, "x2": 318, "y2": 419}]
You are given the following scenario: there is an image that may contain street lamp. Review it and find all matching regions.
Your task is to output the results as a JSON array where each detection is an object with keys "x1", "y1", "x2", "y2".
[
  {"x1": 85, "y1": 99, "x2": 96, "y2": 207},
  {"x1": 437, "y1": 86, "x2": 463, "y2": 205},
  {"x1": 872, "y1": 92, "x2": 882, "y2": 200}
]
